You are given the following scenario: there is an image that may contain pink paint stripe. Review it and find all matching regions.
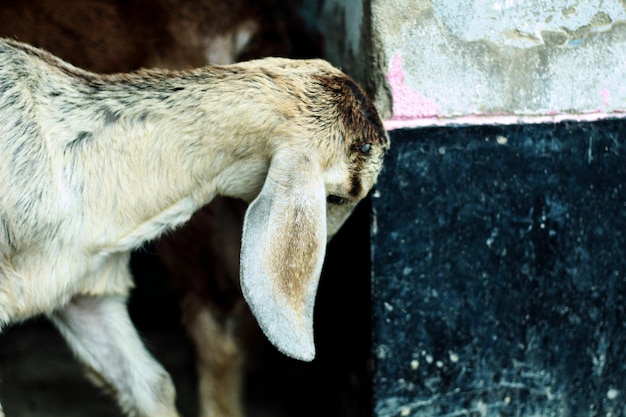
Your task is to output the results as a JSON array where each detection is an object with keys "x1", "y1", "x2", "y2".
[
  {"x1": 602, "y1": 89, "x2": 611, "y2": 107},
  {"x1": 387, "y1": 54, "x2": 439, "y2": 119}
]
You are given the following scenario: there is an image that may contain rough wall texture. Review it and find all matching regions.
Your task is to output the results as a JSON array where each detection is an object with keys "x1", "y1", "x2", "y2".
[
  {"x1": 296, "y1": 1, "x2": 626, "y2": 122},
  {"x1": 368, "y1": 0, "x2": 626, "y2": 126},
  {"x1": 296, "y1": 3, "x2": 626, "y2": 417},
  {"x1": 298, "y1": 1, "x2": 626, "y2": 124}
]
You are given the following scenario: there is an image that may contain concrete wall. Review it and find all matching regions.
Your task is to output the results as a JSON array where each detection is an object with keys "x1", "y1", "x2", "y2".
[
  {"x1": 295, "y1": 3, "x2": 626, "y2": 416},
  {"x1": 306, "y1": 0, "x2": 626, "y2": 128}
]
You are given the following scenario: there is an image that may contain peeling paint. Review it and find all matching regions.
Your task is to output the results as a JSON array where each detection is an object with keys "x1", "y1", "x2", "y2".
[{"x1": 373, "y1": 122, "x2": 626, "y2": 416}]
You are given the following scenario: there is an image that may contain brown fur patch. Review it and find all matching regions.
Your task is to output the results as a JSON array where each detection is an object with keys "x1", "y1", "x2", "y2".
[
  {"x1": 314, "y1": 74, "x2": 387, "y2": 148},
  {"x1": 269, "y1": 193, "x2": 321, "y2": 313},
  {"x1": 314, "y1": 73, "x2": 388, "y2": 198}
]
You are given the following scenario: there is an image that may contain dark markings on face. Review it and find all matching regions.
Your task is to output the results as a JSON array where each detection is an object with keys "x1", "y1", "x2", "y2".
[
  {"x1": 314, "y1": 73, "x2": 388, "y2": 199},
  {"x1": 343, "y1": 78, "x2": 388, "y2": 145},
  {"x1": 349, "y1": 171, "x2": 362, "y2": 197},
  {"x1": 313, "y1": 73, "x2": 388, "y2": 152}
]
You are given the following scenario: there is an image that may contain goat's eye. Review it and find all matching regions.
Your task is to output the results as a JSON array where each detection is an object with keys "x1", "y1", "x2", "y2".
[
  {"x1": 327, "y1": 195, "x2": 348, "y2": 205},
  {"x1": 360, "y1": 143, "x2": 372, "y2": 154}
]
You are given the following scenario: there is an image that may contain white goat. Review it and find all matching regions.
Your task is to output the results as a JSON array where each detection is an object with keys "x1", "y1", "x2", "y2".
[
  {"x1": 0, "y1": 38, "x2": 388, "y2": 416},
  {"x1": 0, "y1": 1, "x2": 291, "y2": 415}
]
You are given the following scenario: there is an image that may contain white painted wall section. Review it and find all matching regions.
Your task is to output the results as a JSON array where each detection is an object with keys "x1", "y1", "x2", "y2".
[{"x1": 371, "y1": 1, "x2": 626, "y2": 128}]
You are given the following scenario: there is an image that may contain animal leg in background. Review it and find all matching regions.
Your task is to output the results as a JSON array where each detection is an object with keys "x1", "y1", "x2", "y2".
[
  {"x1": 50, "y1": 293, "x2": 179, "y2": 417},
  {"x1": 155, "y1": 197, "x2": 250, "y2": 417},
  {"x1": 186, "y1": 299, "x2": 245, "y2": 417}
]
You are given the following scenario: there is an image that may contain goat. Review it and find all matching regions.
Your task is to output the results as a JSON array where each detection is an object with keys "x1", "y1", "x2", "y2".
[
  {"x1": 0, "y1": 38, "x2": 388, "y2": 417},
  {"x1": 0, "y1": 1, "x2": 292, "y2": 415}
]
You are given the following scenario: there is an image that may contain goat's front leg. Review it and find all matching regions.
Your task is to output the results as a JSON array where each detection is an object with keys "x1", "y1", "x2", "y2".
[{"x1": 49, "y1": 294, "x2": 179, "y2": 417}]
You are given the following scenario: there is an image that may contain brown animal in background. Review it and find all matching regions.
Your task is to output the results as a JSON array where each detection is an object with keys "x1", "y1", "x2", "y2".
[
  {"x1": 0, "y1": 1, "x2": 292, "y2": 416},
  {"x1": 0, "y1": 37, "x2": 388, "y2": 417},
  {"x1": 0, "y1": 0, "x2": 290, "y2": 71}
]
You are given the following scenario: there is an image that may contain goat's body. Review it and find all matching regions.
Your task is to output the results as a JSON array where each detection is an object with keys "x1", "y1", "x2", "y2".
[
  {"x1": 0, "y1": 2, "x2": 291, "y2": 414},
  {"x1": 0, "y1": 41, "x2": 273, "y2": 323},
  {"x1": 0, "y1": 38, "x2": 387, "y2": 416},
  {"x1": 0, "y1": 41, "x2": 302, "y2": 329}
]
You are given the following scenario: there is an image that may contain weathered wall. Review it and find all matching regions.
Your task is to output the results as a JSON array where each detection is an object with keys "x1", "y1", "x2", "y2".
[
  {"x1": 303, "y1": 0, "x2": 626, "y2": 126},
  {"x1": 295, "y1": 3, "x2": 626, "y2": 417},
  {"x1": 372, "y1": 0, "x2": 626, "y2": 127},
  {"x1": 376, "y1": 0, "x2": 626, "y2": 127},
  {"x1": 364, "y1": 2, "x2": 626, "y2": 417}
]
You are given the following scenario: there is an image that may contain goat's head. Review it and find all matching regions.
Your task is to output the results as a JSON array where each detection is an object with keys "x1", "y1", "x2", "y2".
[{"x1": 240, "y1": 61, "x2": 388, "y2": 361}]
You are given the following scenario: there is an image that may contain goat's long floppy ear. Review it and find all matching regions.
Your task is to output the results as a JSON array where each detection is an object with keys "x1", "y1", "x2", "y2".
[{"x1": 240, "y1": 150, "x2": 327, "y2": 361}]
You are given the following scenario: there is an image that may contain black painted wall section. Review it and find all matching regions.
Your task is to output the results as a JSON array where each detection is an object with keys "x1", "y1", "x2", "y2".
[{"x1": 371, "y1": 120, "x2": 626, "y2": 417}]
